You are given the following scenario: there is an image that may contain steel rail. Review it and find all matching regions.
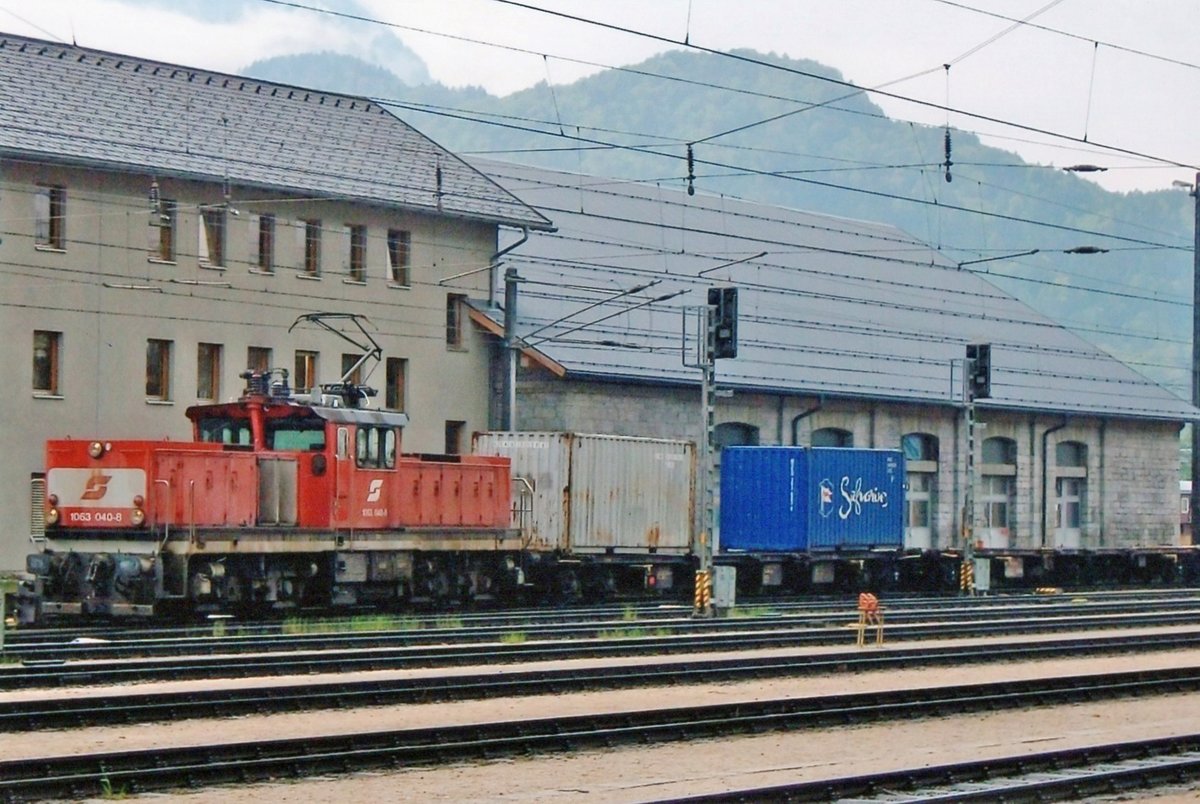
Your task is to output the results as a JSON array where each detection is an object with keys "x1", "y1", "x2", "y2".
[
  {"x1": 9, "y1": 592, "x2": 1200, "y2": 656},
  {"x1": 663, "y1": 735, "x2": 1200, "y2": 802},
  {"x1": 7, "y1": 601, "x2": 1200, "y2": 664},
  {"x1": 2, "y1": 667, "x2": 1199, "y2": 802},
  {"x1": 5, "y1": 617, "x2": 1200, "y2": 691},
  {"x1": 5, "y1": 631, "x2": 1200, "y2": 732}
]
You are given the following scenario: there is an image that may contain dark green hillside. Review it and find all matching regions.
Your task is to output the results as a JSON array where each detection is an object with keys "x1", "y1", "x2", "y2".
[{"x1": 244, "y1": 48, "x2": 1194, "y2": 397}]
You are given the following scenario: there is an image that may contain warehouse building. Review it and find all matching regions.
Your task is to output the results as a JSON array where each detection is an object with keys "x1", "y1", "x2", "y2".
[{"x1": 470, "y1": 159, "x2": 1196, "y2": 556}]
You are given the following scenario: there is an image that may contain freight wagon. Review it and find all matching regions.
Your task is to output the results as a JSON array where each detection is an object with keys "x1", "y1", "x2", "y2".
[
  {"x1": 472, "y1": 431, "x2": 696, "y2": 598},
  {"x1": 717, "y1": 446, "x2": 910, "y2": 595}
]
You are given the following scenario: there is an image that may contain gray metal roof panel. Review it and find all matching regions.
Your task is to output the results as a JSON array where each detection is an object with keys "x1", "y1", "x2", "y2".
[
  {"x1": 473, "y1": 159, "x2": 1197, "y2": 423},
  {"x1": 0, "y1": 34, "x2": 550, "y2": 230}
]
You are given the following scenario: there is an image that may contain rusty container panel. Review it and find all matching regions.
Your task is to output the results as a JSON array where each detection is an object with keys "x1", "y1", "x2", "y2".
[
  {"x1": 474, "y1": 432, "x2": 695, "y2": 555},
  {"x1": 473, "y1": 432, "x2": 570, "y2": 551}
]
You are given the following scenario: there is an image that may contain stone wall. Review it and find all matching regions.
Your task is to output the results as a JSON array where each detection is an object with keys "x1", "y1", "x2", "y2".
[{"x1": 513, "y1": 375, "x2": 1182, "y2": 550}]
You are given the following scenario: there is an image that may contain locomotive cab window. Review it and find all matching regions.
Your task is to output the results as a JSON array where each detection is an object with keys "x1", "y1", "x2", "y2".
[
  {"x1": 356, "y1": 426, "x2": 397, "y2": 469},
  {"x1": 196, "y1": 416, "x2": 252, "y2": 446},
  {"x1": 267, "y1": 415, "x2": 327, "y2": 451}
]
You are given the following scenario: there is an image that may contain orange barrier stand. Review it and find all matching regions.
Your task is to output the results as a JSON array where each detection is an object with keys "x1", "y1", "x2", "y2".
[{"x1": 856, "y1": 592, "x2": 884, "y2": 647}]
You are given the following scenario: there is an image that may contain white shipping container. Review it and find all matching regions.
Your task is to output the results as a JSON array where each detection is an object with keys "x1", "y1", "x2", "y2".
[{"x1": 473, "y1": 432, "x2": 696, "y2": 555}]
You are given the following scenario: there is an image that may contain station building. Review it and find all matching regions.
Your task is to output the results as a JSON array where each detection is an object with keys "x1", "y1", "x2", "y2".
[{"x1": 0, "y1": 33, "x2": 550, "y2": 570}]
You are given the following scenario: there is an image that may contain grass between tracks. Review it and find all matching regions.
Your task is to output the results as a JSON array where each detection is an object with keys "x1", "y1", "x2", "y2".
[{"x1": 280, "y1": 613, "x2": 466, "y2": 635}]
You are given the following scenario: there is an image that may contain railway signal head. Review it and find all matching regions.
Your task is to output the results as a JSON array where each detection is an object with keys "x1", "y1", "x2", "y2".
[
  {"x1": 966, "y1": 343, "x2": 992, "y2": 399},
  {"x1": 707, "y1": 286, "x2": 738, "y2": 360}
]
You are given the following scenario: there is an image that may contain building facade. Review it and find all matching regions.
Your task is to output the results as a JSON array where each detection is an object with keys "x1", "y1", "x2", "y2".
[
  {"x1": 0, "y1": 34, "x2": 550, "y2": 570},
  {"x1": 474, "y1": 159, "x2": 1194, "y2": 554}
]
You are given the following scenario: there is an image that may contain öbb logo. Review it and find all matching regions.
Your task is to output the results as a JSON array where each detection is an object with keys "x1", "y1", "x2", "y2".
[
  {"x1": 80, "y1": 474, "x2": 113, "y2": 501},
  {"x1": 366, "y1": 479, "x2": 384, "y2": 503}
]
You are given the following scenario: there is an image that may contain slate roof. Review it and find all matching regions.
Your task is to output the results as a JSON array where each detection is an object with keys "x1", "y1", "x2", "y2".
[
  {"x1": 471, "y1": 159, "x2": 1197, "y2": 423},
  {"x1": 0, "y1": 33, "x2": 550, "y2": 230}
]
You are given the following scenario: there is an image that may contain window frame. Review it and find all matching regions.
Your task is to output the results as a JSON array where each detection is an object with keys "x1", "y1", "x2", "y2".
[
  {"x1": 385, "y1": 356, "x2": 407, "y2": 412},
  {"x1": 387, "y1": 229, "x2": 411, "y2": 286},
  {"x1": 341, "y1": 353, "x2": 364, "y2": 386},
  {"x1": 145, "y1": 338, "x2": 173, "y2": 401},
  {"x1": 347, "y1": 223, "x2": 367, "y2": 282},
  {"x1": 247, "y1": 346, "x2": 272, "y2": 374},
  {"x1": 32, "y1": 330, "x2": 62, "y2": 396},
  {"x1": 294, "y1": 350, "x2": 318, "y2": 393},
  {"x1": 198, "y1": 205, "x2": 227, "y2": 268},
  {"x1": 303, "y1": 219, "x2": 321, "y2": 277},
  {"x1": 151, "y1": 199, "x2": 177, "y2": 262},
  {"x1": 355, "y1": 425, "x2": 397, "y2": 469},
  {"x1": 34, "y1": 184, "x2": 66, "y2": 250},
  {"x1": 256, "y1": 213, "x2": 276, "y2": 273},
  {"x1": 444, "y1": 420, "x2": 465, "y2": 455},
  {"x1": 197, "y1": 342, "x2": 222, "y2": 401},
  {"x1": 446, "y1": 293, "x2": 466, "y2": 348}
]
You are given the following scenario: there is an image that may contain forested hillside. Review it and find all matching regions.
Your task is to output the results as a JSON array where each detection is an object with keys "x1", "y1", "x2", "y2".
[{"x1": 247, "y1": 48, "x2": 1193, "y2": 397}]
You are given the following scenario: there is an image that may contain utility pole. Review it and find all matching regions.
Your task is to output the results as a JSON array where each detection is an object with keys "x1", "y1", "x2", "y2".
[
  {"x1": 1190, "y1": 174, "x2": 1200, "y2": 543},
  {"x1": 963, "y1": 343, "x2": 991, "y2": 594},
  {"x1": 683, "y1": 287, "x2": 738, "y2": 617}
]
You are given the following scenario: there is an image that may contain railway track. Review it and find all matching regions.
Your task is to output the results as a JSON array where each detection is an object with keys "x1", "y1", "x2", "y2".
[
  {"x1": 9, "y1": 588, "x2": 1200, "y2": 656},
  {"x1": 3, "y1": 629, "x2": 1200, "y2": 731},
  {"x1": 3, "y1": 666, "x2": 1198, "y2": 802},
  {"x1": 670, "y1": 734, "x2": 1200, "y2": 802},
  {"x1": 7, "y1": 597, "x2": 1200, "y2": 665},
  {"x1": 6, "y1": 610, "x2": 1200, "y2": 691}
]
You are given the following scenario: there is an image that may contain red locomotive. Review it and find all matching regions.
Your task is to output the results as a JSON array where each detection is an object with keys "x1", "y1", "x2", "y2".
[{"x1": 16, "y1": 316, "x2": 525, "y2": 624}]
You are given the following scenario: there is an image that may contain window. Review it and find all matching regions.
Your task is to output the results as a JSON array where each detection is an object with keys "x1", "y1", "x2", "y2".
[
  {"x1": 341, "y1": 353, "x2": 363, "y2": 385},
  {"x1": 198, "y1": 206, "x2": 226, "y2": 267},
  {"x1": 981, "y1": 474, "x2": 1015, "y2": 529},
  {"x1": 902, "y1": 433, "x2": 938, "y2": 548},
  {"x1": 248, "y1": 346, "x2": 272, "y2": 374},
  {"x1": 197, "y1": 343, "x2": 222, "y2": 401},
  {"x1": 303, "y1": 219, "x2": 321, "y2": 276},
  {"x1": 356, "y1": 426, "x2": 397, "y2": 469},
  {"x1": 256, "y1": 214, "x2": 275, "y2": 273},
  {"x1": 34, "y1": 185, "x2": 66, "y2": 250},
  {"x1": 446, "y1": 293, "x2": 466, "y2": 347},
  {"x1": 294, "y1": 350, "x2": 318, "y2": 393},
  {"x1": 387, "y1": 229, "x2": 411, "y2": 285},
  {"x1": 980, "y1": 436, "x2": 1017, "y2": 542},
  {"x1": 32, "y1": 330, "x2": 61, "y2": 395},
  {"x1": 812, "y1": 427, "x2": 853, "y2": 447},
  {"x1": 266, "y1": 415, "x2": 327, "y2": 451},
  {"x1": 982, "y1": 436, "x2": 1017, "y2": 464},
  {"x1": 146, "y1": 339, "x2": 173, "y2": 401},
  {"x1": 150, "y1": 199, "x2": 177, "y2": 261},
  {"x1": 347, "y1": 224, "x2": 366, "y2": 282},
  {"x1": 1054, "y1": 441, "x2": 1088, "y2": 547},
  {"x1": 385, "y1": 357, "x2": 407, "y2": 412},
  {"x1": 445, "y1": 420, "x2": 465, "y2": 455}
]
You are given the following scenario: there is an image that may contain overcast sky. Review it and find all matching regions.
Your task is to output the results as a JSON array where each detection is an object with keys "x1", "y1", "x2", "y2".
[{"x1": 2, "y1": 0, "x2": 1197, "y2": 194}]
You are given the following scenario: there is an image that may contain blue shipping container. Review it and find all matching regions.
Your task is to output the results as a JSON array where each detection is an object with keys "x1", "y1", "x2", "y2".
[{"x1": 719, "y1": 447, "x2": 905, "y2": 552}]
